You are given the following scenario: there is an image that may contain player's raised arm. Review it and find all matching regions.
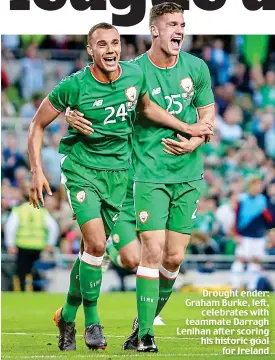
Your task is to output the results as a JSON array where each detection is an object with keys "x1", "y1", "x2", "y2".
[
  {"x1": 194, "y1": 59, "x2": 216, "y2": 134},
  {"x1": 65, "y1": 100, "x2": 214, "y2": 137},
  {"x1": 28, "y1": 97, "x2": 59, "y2": 208},
  {"x1": 138, "y1": 92, "x2": 214, "y2": 137},
  {"x1": 198, "y1": 104, "x2": 215, "y2": 129},
  {"x1": 162, "y1": 105, "x2": 215, "y2": 156}
]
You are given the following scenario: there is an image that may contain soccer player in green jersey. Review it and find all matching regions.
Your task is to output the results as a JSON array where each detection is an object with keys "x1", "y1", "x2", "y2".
[
  {"x1": 66, "y1": 3, "x2": 215, "y2": 353},
  {"x1": 28, "y1": 22, "x2": 213, "y2": 352},
  {"x1": 130, "y1": 3, "x2": 215, "y2": 352}
]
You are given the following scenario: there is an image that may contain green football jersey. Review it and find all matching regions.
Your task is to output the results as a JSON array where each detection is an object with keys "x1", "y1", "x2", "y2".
[
  {"x1": 48, "y1": 62, "x2": 147, "y2": 170},
  {"x1": 133, "y1": 51, "x2": 215, "y2": 183}
]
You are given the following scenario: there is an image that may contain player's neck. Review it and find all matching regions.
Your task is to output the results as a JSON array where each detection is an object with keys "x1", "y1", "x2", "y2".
[
  {"x1": 90, "y1": 64, "x2": 121, "y2": 83},
  {"x1": 148, "y1": 46, "x2": 178, "y2": 69}
]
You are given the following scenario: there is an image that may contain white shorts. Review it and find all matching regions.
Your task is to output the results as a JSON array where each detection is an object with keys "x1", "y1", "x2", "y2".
[{"x1": 235, "y1": 236, "x2": 266, "y2": 260}]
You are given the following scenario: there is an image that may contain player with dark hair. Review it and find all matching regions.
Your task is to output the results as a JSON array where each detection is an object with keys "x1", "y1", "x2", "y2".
[
  {"x1": 28, "y1": 21, "x2": 213, "y2": 352},
  {"x1": 66, "y1": 2, "x2": 215, "y2": 352}
]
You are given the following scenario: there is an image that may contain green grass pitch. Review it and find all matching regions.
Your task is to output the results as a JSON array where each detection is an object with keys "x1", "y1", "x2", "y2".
[{"x1": 2, "y1": 292, "x2": 275, "y2": 359}]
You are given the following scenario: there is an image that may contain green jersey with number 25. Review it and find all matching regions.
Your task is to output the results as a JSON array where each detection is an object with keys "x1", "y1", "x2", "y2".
[
  {"x1": 48, "y1": 62, "x2": 147, "y2": 170},
  {"x1": 133, "y1": 51, "x2": 215, "y2": 184}
]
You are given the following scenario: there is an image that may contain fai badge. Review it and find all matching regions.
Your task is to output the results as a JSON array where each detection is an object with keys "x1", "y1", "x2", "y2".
[
  {"x1": 125, "y1": 86, "x2": 137, "y2": 102},
  {"x1": 180, "y1": 78, "x2": 193, "y2": 93},
  {"x1": 180, "y1": 78, "x2": 194, "y2": 101},
  {"x1": 139, "y1": 210, "x2": 149, "y2": 224},
  {"x1": 112, "y1": 233, "x2": 120, "y2": 243},
  {"x1": 76, "y1": 190, "x2": 86, "y2": 203}
]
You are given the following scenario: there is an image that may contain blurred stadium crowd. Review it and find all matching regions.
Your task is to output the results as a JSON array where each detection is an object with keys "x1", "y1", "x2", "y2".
[{"x1": 1, "y1": 34, "x2": 275, "y2": 258}]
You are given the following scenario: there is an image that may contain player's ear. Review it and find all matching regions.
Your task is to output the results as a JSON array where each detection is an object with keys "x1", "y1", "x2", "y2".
[
  {"x1": 150, "y1": 24, "x2": 159, "y2": 38},
  {"x1": 86, "y1": 44, "x2": 93, "y2": 58}
]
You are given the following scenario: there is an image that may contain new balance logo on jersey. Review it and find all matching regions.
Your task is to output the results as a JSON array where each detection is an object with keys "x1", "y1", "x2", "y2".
[
  {"x1": 112, "y1": 213, "x2": 119, "y2": 222},
  {"x1": 152, "y1": 87, "x2": 161, "y2": 96},
  {"x1": 93, "y1": 99, "x2": 103, "y2": 107}
]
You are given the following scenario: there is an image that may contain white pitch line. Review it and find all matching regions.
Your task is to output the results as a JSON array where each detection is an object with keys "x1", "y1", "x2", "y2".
[
  {"x1": 2, "y1": 333, "x2": 275, "y2": 344},
  {"x1": 1, "y1": 333, "x2": 199, "y2": 340}
]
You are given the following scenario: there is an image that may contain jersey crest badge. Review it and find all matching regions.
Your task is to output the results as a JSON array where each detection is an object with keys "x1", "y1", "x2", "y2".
[
  {"x1": 112, "y1": 233, "x2": 120, "y2": 243},
  {"x1": 139, "y1": 210, "x2": 149, "y2": 224},
  {"x1": 180, "y1": 78, "x2": 193, "y2": 93},
  {"x1": 180, "y1": 78, "x2": 194, "y2": 101},
  {"x1": 125, "y1": 86, "x2": 137, "y2": 102},
  {"x1": 76, "y1": 190, "x2": 86, "y2": 203}
]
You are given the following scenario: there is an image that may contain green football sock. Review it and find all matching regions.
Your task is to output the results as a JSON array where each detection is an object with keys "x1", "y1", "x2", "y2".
[
  {"x1": 155, "y1": 265, "x2": 179, "y2": 317},
  {"x1": 106, "y1": 241, "x2": 124, "y2": 268},
  {"x1": 136, "y1": 266, "x2": 159, "y2": 339},
  {"x1": 79, "y1": 252, "x2": 103, "y2": 327},
  {"x1": 62, "y1": 256, "x2": 82, "y2": 323}
]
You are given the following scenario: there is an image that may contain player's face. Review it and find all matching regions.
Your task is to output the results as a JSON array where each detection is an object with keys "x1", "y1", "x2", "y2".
[
  {"x1": 152, "y1": 12, "x2": 185, "y2": 56},
  {"x1": 87, "y1": 28, "x2": 121, "y2": 73}
]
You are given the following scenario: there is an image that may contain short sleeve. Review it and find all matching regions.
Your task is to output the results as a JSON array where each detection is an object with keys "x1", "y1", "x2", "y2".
[
  {"x1": 48, "y1": 76, "x2": 76, "y2": 112},
  {"x1": 193, "y1": 61, "x2": 215, "y2": 109}
]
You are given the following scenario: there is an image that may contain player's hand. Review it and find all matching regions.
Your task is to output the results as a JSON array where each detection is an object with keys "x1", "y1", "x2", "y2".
[
  {"x1": 65, "y1": 108, "x2": 94, "y2": 136},
  {"x1": 204, "y1": 135, "x2": 212, "y2": 143},
  {"x1": 186, "y1": 122, "x2": 214, "y2": 137},
  {"x1": 8, "y1": 246, "x2": 17, "y2": 255},
  {"x1": 29, "y1": 168, "x2": 52, "y2": 209},
  {"x1": 162, "y1": 134, "x2": 195, "y2": 155}
]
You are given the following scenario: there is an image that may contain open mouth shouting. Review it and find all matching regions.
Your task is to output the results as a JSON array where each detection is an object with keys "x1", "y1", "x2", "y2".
[
  {"x1": 171, "y1": 36, "x2": 183, "y2": 51},
  {"x1": 103, "y1": 56, "x2": 117, "y2": 67}
]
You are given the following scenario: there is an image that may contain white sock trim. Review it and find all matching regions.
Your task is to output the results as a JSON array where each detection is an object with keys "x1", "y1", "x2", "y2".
[
  {"x1": 81, "y1": 251, "x2": 103, "y2": 267},
  {"x1": 159, "y1": 265, "x2": 179, "y2": 280},
  {"x1": 117, "y1": 255, "x2": 124, "y2": 268},
  {"x1": 137, "y1": 266, "x2": 159, "y2": 279}
]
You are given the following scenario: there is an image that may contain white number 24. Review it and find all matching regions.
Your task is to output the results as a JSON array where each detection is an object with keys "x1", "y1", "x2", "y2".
[{"x1": 104, "y1": 104, "x2": 128, "y2": 125}]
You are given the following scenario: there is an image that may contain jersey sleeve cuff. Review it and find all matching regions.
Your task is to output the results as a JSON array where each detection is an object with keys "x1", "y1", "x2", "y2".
[
  {"x1": 47, "y1": 96, "x2": 63, "y2": 113},
  {"x1": 196, "y1": 102, "x2": 215, "y2": 110}
]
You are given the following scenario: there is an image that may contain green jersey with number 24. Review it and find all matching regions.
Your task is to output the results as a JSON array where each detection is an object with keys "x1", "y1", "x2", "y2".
[
  {"x1": 133, "y1": 51, "x2": 215, "y2": 183},
  {"x1": 48, "y1": 62, "x2": 147, "y2": 170}
]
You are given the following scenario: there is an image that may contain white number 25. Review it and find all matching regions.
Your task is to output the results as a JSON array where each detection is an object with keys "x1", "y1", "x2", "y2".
[{"x1": 165, "y1": 94, "x2": 183, "y2": 115}]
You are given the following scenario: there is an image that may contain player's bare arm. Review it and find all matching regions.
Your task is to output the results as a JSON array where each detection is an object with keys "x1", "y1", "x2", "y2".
[
  {"x1": 28, "y1": 97, "x2": 58, "y2": 209},
  {"x1": 162, "y1": 134, "x2": 205, "y2": 156},
  {"x1": 65, "y1": 102, "x2": 213, "y2": 137},
  {"x1": 138, "y1": 93, "x2": 214, "y2": 136},
  {"x1": 198, "y1": 104, "x2": 215, "y2": 129},
  {"x1": 198, "y1": 104, "x2": 215, "y2": 143},
  {"x1": 162, "y1": 104, "x2": 215, "y2": 155}
]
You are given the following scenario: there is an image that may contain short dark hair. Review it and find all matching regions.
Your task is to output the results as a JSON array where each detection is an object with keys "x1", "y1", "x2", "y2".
[
  {"x1": 87, "y1": 22, "x2": 118, "y2": 44},
  {"x1": 150, "y1": 2, "x2": 184, "y2": 25}
]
